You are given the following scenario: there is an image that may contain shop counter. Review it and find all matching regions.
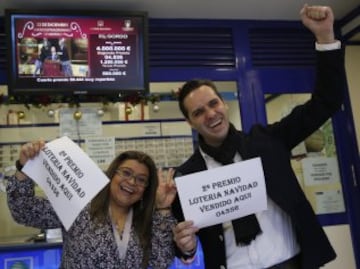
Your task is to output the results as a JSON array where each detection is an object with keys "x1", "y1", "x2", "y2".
[
  {"x1": 0, "y1": 238, "x2": 204, "y2": 269},
  {"x1": 0, "y1": 240, "x2": 62, "y2": 269}
]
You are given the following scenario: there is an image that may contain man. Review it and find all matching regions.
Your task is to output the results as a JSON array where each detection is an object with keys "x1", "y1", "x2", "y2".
[
  {"x1": 172, "y1": 4, "x2": 346, "y2": 269},
  {"x1": 33, "y1": 38, "x2": 51, "y2": 76},
  {"x1": 50, "y1": 46, "x2": 59, "y2": 61},
  {"x1": 58, "y1": 38, "x2": 73, "y2": 77}
]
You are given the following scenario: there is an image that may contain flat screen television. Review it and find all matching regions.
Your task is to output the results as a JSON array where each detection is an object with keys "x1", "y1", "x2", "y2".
[{"x1": 5, "y1": 9, "x2": 149, "y2": 98}]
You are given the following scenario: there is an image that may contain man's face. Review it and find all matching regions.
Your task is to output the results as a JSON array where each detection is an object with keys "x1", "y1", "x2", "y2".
[
  {"x1": 184, "y1": 85, "x2": 230, "y2": 147},
  {"x1": 43, "y1": 39, "x2": 49, "y2": 47}
]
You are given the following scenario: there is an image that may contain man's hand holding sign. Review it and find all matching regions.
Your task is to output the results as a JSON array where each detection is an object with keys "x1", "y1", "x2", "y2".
[
  {"x1": 175, "y1": 157, "x2": 267, "y2": 228},
  {"x1": 173, "y1": 157, "x2": 267, "y2": 262}
]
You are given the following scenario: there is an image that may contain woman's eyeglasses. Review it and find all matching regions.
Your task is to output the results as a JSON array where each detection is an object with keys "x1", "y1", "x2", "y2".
[{"x1": 115, "y1": 167, "x2": 149, "y2": 188}]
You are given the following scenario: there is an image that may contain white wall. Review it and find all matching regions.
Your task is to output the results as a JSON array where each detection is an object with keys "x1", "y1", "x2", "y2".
[
  {"x1": 323, "y1": 225, "x2": 356, "y2": 269},
  {"x1": 345, "y1": 46, "x2": 360, "y2": 150}
]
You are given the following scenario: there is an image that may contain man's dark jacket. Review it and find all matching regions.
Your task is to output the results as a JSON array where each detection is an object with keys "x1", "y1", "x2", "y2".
[{"x1": 172, "y1": 49, "x2": 346, "y2": 269}]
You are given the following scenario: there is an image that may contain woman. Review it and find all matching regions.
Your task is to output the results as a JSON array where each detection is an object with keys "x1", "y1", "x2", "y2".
[{"x1": 7, "y1": 140, "x2": 177, "y2": 268}]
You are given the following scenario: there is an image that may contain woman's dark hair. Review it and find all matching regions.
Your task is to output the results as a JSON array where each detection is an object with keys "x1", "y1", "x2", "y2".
[
  {"x1": 90, "y1": 150, "x2": 158, "y2": 267},
  {"x1": 178, "y1": 79, "x2": 223, "y2": 119}
]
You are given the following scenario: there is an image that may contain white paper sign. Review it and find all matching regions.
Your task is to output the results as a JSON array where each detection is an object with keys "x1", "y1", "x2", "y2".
[
  {"x1": 301, "y1": 157, "x2": 340, "y2": 186},
  {"x1": 85, "y1": 136, "x2": 115, "y2": 166},
  {"x1": 315, "y1": 190, "x2": 345, "y2": 214},
  {"x1": 59, "y1": 107, "x2": 102, "y2": 138},
  {"x1": 175, "y1": 157, "x2": 267, "y2": 228},
  {"x1": 22, "y1": 136, "x2": 110, "y2": 230}
]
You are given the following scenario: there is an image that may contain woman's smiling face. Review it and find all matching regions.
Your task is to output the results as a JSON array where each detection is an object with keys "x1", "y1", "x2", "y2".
[{"x1": 109, "y1": 159, "x2": 149, "y2": 209}]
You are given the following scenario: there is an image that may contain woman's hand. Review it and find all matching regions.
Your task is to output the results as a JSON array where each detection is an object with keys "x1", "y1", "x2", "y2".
[
  {"x1": 15, "y1": 140, "x2": 45, "y2": 180},
  {"x1": 155, "y1": 167, "x2": 177, "y2": 209},
  {"x1": 19, "y1": 140, "x2": 45, "y2": 167}
]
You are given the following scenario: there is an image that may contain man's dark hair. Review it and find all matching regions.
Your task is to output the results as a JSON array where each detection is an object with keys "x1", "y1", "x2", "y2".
[{"x1": 178, "y1": 79, "x2": 223, "y2": 119}]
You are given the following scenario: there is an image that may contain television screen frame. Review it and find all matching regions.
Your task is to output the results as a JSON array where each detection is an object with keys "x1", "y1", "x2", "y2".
[{"x1": 5, "y1": 9, "x2": 149, "y2": 98}]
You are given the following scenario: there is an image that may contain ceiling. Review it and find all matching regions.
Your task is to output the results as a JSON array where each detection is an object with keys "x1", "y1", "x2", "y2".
[
  {"x1": 1, "y1": 0, "x2": 359, "y2": 41},
  {"x1": 0, "y1": 0, "x2": 359, "y2": 20}
]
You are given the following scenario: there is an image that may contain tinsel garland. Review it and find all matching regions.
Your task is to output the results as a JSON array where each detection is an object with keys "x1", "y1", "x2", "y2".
[{"x1": 0, "y1": 90, "x2": 179, "y2": 109}]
